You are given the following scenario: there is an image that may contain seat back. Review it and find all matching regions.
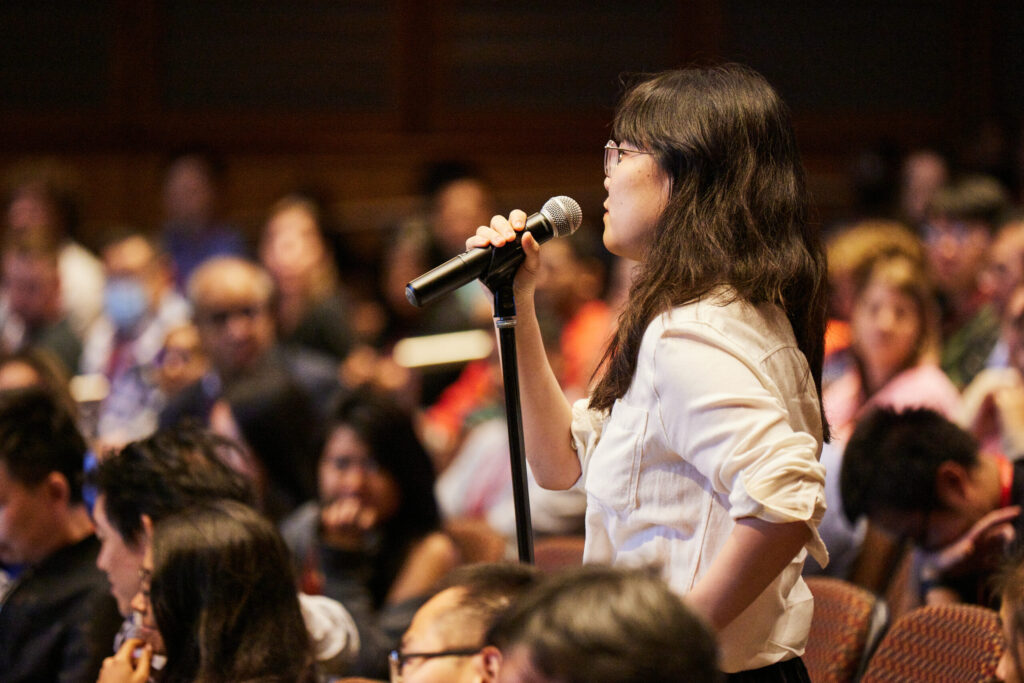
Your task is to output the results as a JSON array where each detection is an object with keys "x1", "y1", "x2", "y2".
[
  {"x1": 805, "y1": 577, "x2": 889, "y2": 683},
  {"x1": 859, "y1": 603, "x2": 1003, "y2": 682}
]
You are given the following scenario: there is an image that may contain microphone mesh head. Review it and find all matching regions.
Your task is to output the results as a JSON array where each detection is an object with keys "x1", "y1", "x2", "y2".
[{"x1": 541, "y1": 196, "x2": 583, "y2": 238}]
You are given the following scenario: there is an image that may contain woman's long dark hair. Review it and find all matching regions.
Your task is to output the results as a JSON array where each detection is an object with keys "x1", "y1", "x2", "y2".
[
  {"x1": 589, "y1": 65, "x2": 830, "y2": 441},
  {"x1": 325, "y1": 387, "x2": 443, "y2": 607},
  {"x1": 151, "y1": 500, "x2": 317, "y2": 683}
]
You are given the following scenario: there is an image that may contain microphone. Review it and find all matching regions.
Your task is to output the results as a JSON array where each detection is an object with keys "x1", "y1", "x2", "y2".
[{"x1": 405, "y1": 195, "x2": 582, "y2": 307}]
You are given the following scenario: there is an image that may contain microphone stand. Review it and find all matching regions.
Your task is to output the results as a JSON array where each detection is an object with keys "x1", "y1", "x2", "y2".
[{"x1": 485, "y1": 275, "x2": 535, "y2": 564}]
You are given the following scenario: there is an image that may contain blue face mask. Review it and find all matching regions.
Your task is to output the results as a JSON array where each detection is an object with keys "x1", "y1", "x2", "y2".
[{"x1": 104, "y1": 277, "x2": 149, "y2": 332}]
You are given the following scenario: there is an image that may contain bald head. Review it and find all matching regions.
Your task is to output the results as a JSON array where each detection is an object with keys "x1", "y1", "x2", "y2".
[{"x1": 188, "y1": 258, "x2": 275, "y2": 378}]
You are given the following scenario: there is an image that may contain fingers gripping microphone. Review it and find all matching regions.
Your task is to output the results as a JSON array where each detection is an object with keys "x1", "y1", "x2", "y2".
[{"x1": 405, "y1": 196, "x2": 582, "y2": 307}]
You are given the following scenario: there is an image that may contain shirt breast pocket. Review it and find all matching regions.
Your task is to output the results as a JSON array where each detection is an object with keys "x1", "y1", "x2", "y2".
[{"x1": 585, "y1": 399, "x2": 648, "y2": 512}]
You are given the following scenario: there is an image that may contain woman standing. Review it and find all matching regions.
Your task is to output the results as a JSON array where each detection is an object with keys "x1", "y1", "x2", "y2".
[{"x1": 470, "y1": 65, "x2": 828, "y2": 679}]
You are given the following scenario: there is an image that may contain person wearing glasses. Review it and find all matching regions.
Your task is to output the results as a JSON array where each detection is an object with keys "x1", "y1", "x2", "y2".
[
  {"x1": 387, "y1": 562, "x2": 539, "y2": 683},
  {"x1": 468, "y1": 65, "x2": 829, "y2": 680},
  {"x1": 922, "y1": 174, "x2": 1011, "y2": 389},
  {"x1": 158, "y1": 256, "x2": 341, "y2": 429}
]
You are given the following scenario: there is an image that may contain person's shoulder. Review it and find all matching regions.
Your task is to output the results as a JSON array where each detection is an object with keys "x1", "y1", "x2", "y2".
[
  {"x1": 399, "y1": 531, "x2": 461, "y2": 587},
  {"x1": 656, "y1": 291, "x2": 795, "y2": 356}
]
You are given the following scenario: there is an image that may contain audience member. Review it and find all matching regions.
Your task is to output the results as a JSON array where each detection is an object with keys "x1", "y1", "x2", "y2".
[
  {"x1": 91, "y1": 424, "x2": 360, "y2": 677},
  {"x1": 152, "y1": 322, "x2": 207, "y2": 401},
  {"x1": 961, "y1": 286, "x2": 1024, "y2": 456},
  {"x1": 159, "y1": 149, "x2": 247, "y2": 290},
  {"x1": 925, "y1": 175, "x2": 1012, "y2": 387},
  {"x1": 977, "y1": 218, "x2": 1024, "y2": 369},
  {"x1": 0, "y1": 387, "x2": 121, "y2": 682},
  {"x1": 259, "y1": 192, "x2": 356, "y2": 360},
  {"x1": 534, "y1": 228, "x2": 614, "y2": 401},
  {"x1": 825, "y1": 249, "x2": 959, "y2": 442},
  {"x1": 158, "y1": 256, "x2": 340, "y2": 427},
  {"x1": 281, "y1": 387, "x2": 460, "y2": 676},
  {"x1": 841, "y1": 406, "x2": 1023, "y2": 606},
  {"x1": 823, "y1": 219, "x2": 925, "y2": 387},
  {"x1": 3, "y1": 163, "x2": 105, "y2": 336},
  {"x1": 377, "y1": 161, "x2": 495, "y2": 405},
  {"x1": 390, "y1": 562, "x2": 540, "y2": 683},
  {"x1": 80, "y1": 232, "x2": 190, "y2": 445},
  {"x1": 0, "y1": 347, "x2": 74, "y2": 407},
  {"x1": 98, "y1": 500, "x2": 319, "y2": 683},
  {"x1": 898, "y1": 149, "x2": 950, "y2": 230},
  {"x1": 209, "y1": 367, "x2": 321, "y2": 521},
  {"x1": 487, "y1": 566, "x2": 722, "y2": 683},
  {"x1": 1, "y1": 233, "x2": 82, "y2": 374}
]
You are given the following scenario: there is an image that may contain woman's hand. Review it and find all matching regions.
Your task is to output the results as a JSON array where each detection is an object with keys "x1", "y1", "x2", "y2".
[
  {"x1": 320, "y1": 498, "x2": 378, "y2": 549},
  {"x1": 98, "y1": 638, "x2": 151, "y2": 683},
  {"x1": 466, "y1": 210, "x2": 542, "y2": 298}
]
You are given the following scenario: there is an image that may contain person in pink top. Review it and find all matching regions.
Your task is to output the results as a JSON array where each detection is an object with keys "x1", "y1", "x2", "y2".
[{"x1": 825, "y1": 249, "x2": 961, "y2": 443}]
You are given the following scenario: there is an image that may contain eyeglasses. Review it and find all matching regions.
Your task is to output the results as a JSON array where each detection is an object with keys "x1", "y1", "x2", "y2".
[
  {"x1": 604, "y1": 140, "x2": 654, "y2": 177},
  {"x1": 388, "y1": 647, "x2": 481, "y2": 682},
  {"x1": 198, "y1": 304, "x2": 266, "y2": 328}
]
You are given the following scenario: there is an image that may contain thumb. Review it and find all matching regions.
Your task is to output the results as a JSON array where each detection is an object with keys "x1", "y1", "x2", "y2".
[{"x1": 132, "y1": 645, "x2": 152, "y2": 682}]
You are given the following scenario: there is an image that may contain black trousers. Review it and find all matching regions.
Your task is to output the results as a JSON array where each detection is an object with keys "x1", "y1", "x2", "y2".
[{"x1": 725, "y1": 656, "x2": 812, "y2": 683}]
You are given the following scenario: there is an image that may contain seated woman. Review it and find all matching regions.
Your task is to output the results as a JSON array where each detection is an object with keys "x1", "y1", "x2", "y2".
[
  {"x1": 825, "y1": 248, "x2": 960, "y2": 441},
  {"x1": 97, "y1": 499, "x2": 318, "y2": 683},
  {"x1": 209, "y1": 367, "x2": 322, "y2": 522},
  {"x1": 280, "y1": 387, "x2": 460, "y2": 676},
  {"x1": 258, "y1": 193, "x2": 357, "y2": 361},
  {"x1": 815, "y1": 247, "x2": 961, "y2": 583}
]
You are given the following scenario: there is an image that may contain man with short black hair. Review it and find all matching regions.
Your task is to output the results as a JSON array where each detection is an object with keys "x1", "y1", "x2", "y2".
[
  {"x1": 840, "y1": 406, "x2": 1024, "y2": 605},
  {"x1": 0, "y1": 387, "x2": 121, "y2": 682}
]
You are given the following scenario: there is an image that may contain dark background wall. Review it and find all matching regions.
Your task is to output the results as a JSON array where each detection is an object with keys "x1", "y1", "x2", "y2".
[{"x1": 1, "y1": 0, "x2": 1021, "y2": 251}]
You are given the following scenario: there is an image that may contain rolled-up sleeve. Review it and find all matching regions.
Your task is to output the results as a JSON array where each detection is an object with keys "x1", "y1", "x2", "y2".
[{"x1": 569, "y1": 398, "x2": 608, "y2": 489}]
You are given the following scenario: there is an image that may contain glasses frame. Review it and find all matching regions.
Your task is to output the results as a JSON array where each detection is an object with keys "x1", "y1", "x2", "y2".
[
  {"x1": 388, "y1": 647, "x2": 481, "y2": 682},
  {"x1": 604, "y1": 140, "x2": 654, "y2": 177}
]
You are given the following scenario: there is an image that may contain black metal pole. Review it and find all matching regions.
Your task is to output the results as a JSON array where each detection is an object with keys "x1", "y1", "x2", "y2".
[{"x1": 491, "y1": 282, "x2": 534, "y2": 564}]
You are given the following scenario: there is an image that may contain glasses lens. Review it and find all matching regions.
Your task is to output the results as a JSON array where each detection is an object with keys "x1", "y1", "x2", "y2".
[{"x1": 604, "y1": 141, "x2": 617, "y2": 176}]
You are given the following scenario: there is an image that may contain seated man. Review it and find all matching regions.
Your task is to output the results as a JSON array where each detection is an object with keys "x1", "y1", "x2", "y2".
[
  {"x1": 840, "y1": 406, "x2": 1024, "y2": 606},
  {"x1": 0, "y1": 234, "x2": 82, "y2": 375},
  {"x1": 486, "y1": 565, "x2": 721, "y2": 683},
  {"x1": 0, "y1": 387, "x2": 121, "y2": 682},
  {"x1": 81, "y1": 231, "x2": 191, "y2": 444},
  {"x1": 159, "y1": 256, "x2": 340, "y2": 427},
  {"x1": 390, "y1": 562, "x2": 540, "y2": 683},
  {"x1": 91, "y1": 424, "x2": 362, "y2": 677}
]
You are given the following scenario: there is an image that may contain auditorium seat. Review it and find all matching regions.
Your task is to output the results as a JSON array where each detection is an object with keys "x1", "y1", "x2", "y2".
[
  {"x1": 859, "y1": 603, "x2": 1003, "y2": 682},
  {"x1": 804, "y1": 576, "x2": 889, "y2": 683}
]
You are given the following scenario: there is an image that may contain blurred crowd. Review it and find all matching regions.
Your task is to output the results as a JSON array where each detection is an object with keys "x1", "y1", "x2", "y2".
[{"x1": 7, "y1": 135, "x2": 1024, "y2": 681}]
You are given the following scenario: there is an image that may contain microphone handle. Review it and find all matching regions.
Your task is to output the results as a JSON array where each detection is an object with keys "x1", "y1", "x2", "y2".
[
  {"x1": 406, "y1": 247, "x2": 491, "y2": 307},
  {"x1": 405, "y1": 211, "x2": 554, "y2": 307}
]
